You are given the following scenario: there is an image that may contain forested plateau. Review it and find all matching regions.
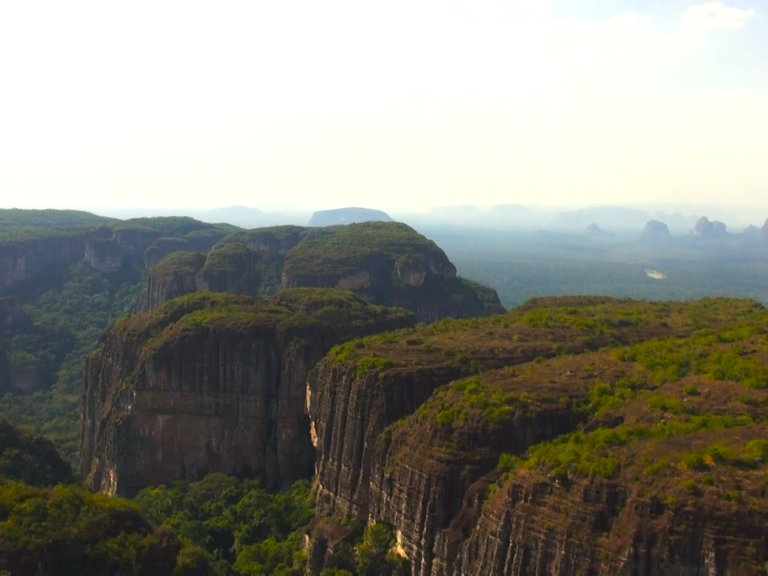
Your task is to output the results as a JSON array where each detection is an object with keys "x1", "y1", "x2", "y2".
[{"x1": 3, "y1": 210, "x2": 768, "y2": 575}]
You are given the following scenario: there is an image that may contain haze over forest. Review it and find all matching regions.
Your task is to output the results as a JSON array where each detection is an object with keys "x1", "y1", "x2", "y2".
[{"x1": 4, "y1": 2, "x2": 768, "y2": 575}]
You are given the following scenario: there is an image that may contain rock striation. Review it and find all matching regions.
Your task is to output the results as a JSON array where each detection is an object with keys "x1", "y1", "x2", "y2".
[
  {"x1": 79, "y1": 289, "x2": 414, "y2": 496},
  {"x1": 0, "y1": 216, "x2": 232, "y2": 293},
  {"x1": 137, "y1": 251, "x2": 208, "y2": 312},
  {"x1": 305, "y1": 297, "x2": 768, "y2": 575}
]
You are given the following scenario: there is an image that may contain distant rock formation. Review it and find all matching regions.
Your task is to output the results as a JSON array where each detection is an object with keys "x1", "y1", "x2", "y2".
[
  {"x1": 761, "y1": 218, "x2": 768, "y2": 241},
  {"x1": 691, "y1": 216, "x2": 727, "y2": 238},
  {"x1": 744, "y1": 224, "x2": 760, "y2": 236},
  {"x1": 585, "y1": 223, "x2": 605, "y2": 235},
  {"x1": 308, "y1": 207, "x2": 392, "y2": 227},
  {"x1": 642, "y1": 219, "x2": 670, "y2": 240}
]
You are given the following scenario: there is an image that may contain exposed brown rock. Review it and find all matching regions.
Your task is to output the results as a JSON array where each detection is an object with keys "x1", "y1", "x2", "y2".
[{"x1": 79, "y1": 290, "x2": 414, "y2": 496}]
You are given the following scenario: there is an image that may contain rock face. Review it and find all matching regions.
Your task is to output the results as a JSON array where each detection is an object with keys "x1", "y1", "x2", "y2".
[
  {"x1": 306, "y1": 297, "x2": 768, "y2": 575},
  {"x1": 79, "y1": 290, "x2": 414, "y2": 496},
  {"x1": 641, "y1": 219, "x2": 670, "y2": 240},
  {"x1": 194, "y1": 242, "x2": 261, "y2": 295},
  {"x1": 84, "y1": 238, "x2": 124, "y2": 273},
  {"x1": 761, "y1": 218, "x2": 768, "y2": 241},
  {"x1": 691, "y1": 216, "x2": 727, "y2": 238},
  {"x1": 308, "y1": 207, "x2": 392, "y2": 227},
  {"x1": 137, "y1": 243, "x2": 262, "y2": 312},
  {"x1": 281, "y1": 222, "x2": 504, "y2": 322},
  {"x1": 0, "y1": 217, "x2": 232, "y2": 293},
  {"x1": 0, "y1": 234, "x2": 90, "y2": 291},
  {"x1": 142, "y1": 237, "x2": 193, "y2": 269},
  {"x1": 137, "y1": 252, "x2": 207, "y2": 312}
]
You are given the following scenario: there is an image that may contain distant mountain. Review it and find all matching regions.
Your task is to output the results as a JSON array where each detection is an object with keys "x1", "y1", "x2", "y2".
[
  {"x1": 552, "y1": 206, "x2": 650, "y2": 230},
  {"x1": 308, "y1": 207, "x2": 392, "y2": 226},
  {"x1": 430, "y1": 205, "x2": 478, "y2": 216},
  {"x1": 585, "y1": 223, "x2": 606, "y2": 235},
  {"x1": 203, "y1": 206, "x2": 270, "y2": 228}
]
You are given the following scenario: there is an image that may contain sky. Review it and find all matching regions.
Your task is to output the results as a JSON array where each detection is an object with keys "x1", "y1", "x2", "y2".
[{"x1": 1, "y1": 0, "x2": 766, "y2": 213}]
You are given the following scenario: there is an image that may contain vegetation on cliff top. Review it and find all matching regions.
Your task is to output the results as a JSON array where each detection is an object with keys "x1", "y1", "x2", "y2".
[
  {"x1": 283, "y1": 222, "x2": 449, "y2": 276},
  {"x1": 151, "y1": 250, "x2": 207, "y2": 280}
]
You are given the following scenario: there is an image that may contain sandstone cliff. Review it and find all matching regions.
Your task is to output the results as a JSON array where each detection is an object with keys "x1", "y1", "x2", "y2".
[
  {"x1": 306, "y1": 297, "x2": 768, "y2": 575},
  {"x1": 137, "y1": 251, "x2": 207, "y2": 312},
  {"x1": 281, "y1": 222, "x2": 503, "y2": 322},
  {"x1": 137, "y1": 243, "x2": 262, "y2": 311},
  {"x1": 0, "y1": 233, "x2": 91, "y2": 291},
  {"x1": 194, "y1": 242, "x2": 261, "y2": 295},
  {"x1": 80, "y1": 289, "x2": 414, "y2": 496},
  {"x1": 0, "y1": 216, "x2": 233, "y2": 293}
]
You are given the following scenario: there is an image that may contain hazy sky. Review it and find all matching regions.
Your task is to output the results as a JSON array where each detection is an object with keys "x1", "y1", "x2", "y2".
[{"x1": 1, "y1": 1, "x2": 766, "y2": 212}]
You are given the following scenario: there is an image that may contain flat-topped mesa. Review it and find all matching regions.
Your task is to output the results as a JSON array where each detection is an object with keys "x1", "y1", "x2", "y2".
[
  {"x1": 308, "y1": 207, "x2": 393, "y2": 227},
  {"x1": 79, "y1": 289, "x2": 414, "y2": 496},
  {"x1": 281, "y1": 222, "x2": 503, "y2": 322},
  {"x1": 305, "y1": 297, "x2": 768, "y2": 574}
]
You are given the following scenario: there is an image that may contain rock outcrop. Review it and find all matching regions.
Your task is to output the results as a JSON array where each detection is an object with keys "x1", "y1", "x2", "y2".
[
  {"x1": 761, "y1": 217, "x2": 768, "y2": 241},
  {"x1": 641, "y1": 219, "x2": 670, "y2": 240},
  {"x1": 691, "y1": 216, "x2": 728, "y2": 238},
  {"x1": 306, "y1": 297, "x2": 768, "y2": 575},
  {"x1": 194, "y1": 242, "x2": 261, "y2": 295},
  {"x1": 84, "y1": 238, "x2": 124, "y2": 273},
  {"x1": 0, "y1": 234, "x2": 91, "y2": 291},
  {"x1": 79, "y1": 289, "x2": 414, "y2": 496},
  {"x1": 137, "y1": 243, "x2": 262, "y2": 312},
  {"x1": 142, "y1": 237, "x2": 193, "y2": 269},
  {"x1": 0, "y1": 216, "x2": 233, "y2": 293},
  {"x1": 308, "y1": 207, "x2": 392, "y2": 227},
  {"x1": 281, "y1": 222, "x2": 504, "y2": 322},
  {"x1": 137, "y1": 251, "x2": 207, "y2": 312}
]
